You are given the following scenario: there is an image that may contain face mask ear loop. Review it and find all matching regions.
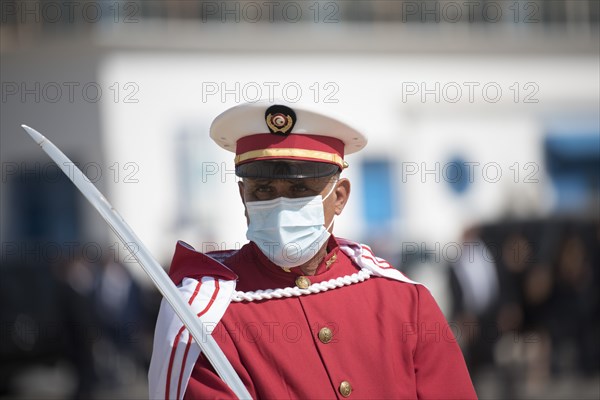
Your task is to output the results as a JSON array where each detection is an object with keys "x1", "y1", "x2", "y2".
[
  {"x1": 322, "y1": 178, "x2": 339, "y2": 203},
  {"x1": 323, "y1": 178, "x2": 339, "y2": 232},
  {"x1": 325, "y1": 214, "x2": 336, "y2": 232}
]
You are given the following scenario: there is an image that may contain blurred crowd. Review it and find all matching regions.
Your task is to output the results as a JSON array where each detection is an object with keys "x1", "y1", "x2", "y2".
[
  {"x1": 0, "y1": 252, "x2": 161, "y2": 399},
  {"x1": 399, "y1": 219, "x2": 600, "y2": 398}
]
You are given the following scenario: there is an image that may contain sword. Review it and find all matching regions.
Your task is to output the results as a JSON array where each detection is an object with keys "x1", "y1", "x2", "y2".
[{"x1": 21, "y1": 125, "x2": 251, "y2": 400}]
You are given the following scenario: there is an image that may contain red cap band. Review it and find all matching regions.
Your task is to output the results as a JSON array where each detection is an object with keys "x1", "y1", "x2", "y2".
[{"x1": 235, "y1": 133, "x2": 345, "y2": 168}]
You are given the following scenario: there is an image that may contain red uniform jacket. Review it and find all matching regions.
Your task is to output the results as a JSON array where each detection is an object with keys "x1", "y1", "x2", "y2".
[{"x1": 159, "y1": 237, "x2": 477, "y2": 399}]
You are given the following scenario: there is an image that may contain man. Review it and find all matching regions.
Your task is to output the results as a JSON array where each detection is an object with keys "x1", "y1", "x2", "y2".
[{"x1": 149, "y1": 102, "x2": 477, "y2": 399}]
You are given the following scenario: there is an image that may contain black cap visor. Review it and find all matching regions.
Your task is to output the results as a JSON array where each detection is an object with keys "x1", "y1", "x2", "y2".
[{"x1": 236, "y1": 160, "x2": 340, "y2": 179}]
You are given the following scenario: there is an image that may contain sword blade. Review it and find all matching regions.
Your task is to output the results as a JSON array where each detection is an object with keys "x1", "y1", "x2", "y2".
[{"x1": 21, "y1": 124, "x2": 251, "y2": 400}]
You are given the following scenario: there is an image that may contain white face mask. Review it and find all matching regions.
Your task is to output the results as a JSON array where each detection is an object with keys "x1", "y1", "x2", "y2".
[{"x1": 245, "y1": 181, "x2": 337, "y2": 269}]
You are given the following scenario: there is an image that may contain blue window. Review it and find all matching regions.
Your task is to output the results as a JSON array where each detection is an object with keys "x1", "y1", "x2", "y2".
[
  {"x1": 446, "y1": 156, "x2": 472, "y2": 195},
  {"x1": 361, "y1": 159, "x2": 396, "y2": 228},
  {"x1": 545, "y1": 132, "x2": 600, "y2": 211}
]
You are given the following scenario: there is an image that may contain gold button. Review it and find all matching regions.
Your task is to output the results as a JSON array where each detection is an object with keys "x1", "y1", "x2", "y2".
[
  {"x1": 339, "y1": 381, "x2": 352, "y2": 397},
  {"x1": 295, "y1": 276, "x2": 311, "y2": 289},
  {"x1": 318, "y1": 327, "x2": 333, "y2": 344}
]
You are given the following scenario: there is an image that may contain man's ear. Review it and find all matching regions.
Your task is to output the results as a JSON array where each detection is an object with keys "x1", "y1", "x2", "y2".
[
  {"x1": 333, "y1": 178, "x2": 350, "y2": 215},
  {"x1": 238, "y1": 180, "x2": 249, "y2": 224}
]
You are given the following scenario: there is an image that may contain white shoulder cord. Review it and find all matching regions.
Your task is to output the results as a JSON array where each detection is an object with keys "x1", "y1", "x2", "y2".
[{"x1": 230, "y1": 267, "x2": 374, "y2": 303}]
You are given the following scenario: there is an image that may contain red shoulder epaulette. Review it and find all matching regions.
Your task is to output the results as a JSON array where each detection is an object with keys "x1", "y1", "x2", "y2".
[{"x1": 168, "y1": 240, "x2": 238, "y2": 285}]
